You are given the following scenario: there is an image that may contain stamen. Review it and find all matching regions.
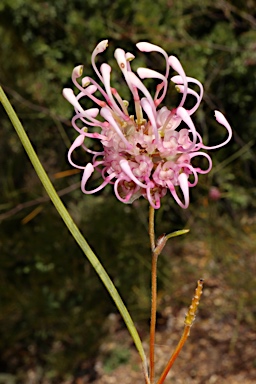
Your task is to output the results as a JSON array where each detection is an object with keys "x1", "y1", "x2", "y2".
[{"x1": 125, "y1": 52, "x2": 135, "y2": 62}]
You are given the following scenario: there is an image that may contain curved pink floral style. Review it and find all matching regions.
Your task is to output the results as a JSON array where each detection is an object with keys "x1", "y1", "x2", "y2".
[{"x1": 63, "y1": 40, "x2": 232, "y2": 209}]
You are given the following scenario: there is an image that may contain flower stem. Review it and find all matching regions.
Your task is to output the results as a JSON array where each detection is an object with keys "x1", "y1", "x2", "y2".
[
  {"x1": 0, "y1": 86, "x2": 148, "y2": 374},
  {"x1": 149, "y1": 205, "x2": 157, "y2": 383},
  {"x1": 149, "y1": 205, "x2": 155, "y2": 251},
  {"x1": 157, "y1": 279, "x2": 204, "y2": 384},
  {"x1": 156, "y1": 326, "x2": 191, "y2": 384},
  {"x1": 150, "y1": 250, "x2": 158, "y2": 383}
]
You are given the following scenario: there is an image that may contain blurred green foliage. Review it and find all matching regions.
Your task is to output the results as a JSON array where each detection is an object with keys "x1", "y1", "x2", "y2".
[
  {"x1": 0, "y1": 0, "x2": 256, "y2": 380},
  {"x1": 102, "y1": 346, "x2": 131, "y2": 373}
]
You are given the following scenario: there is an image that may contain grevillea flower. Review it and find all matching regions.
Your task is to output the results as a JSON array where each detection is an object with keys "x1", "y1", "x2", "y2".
[{"x1": 63, "y1": 40, "x2": 232, "y2": 209}]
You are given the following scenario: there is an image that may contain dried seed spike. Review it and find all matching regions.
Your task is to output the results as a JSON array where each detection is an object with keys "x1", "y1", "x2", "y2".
[{"x1": 184, "y1": 279, "x2": 204, "y2": 327}]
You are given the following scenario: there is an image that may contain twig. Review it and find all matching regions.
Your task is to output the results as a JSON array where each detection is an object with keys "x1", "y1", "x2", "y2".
[{"x1": 0, "y1": 182, "x2": 80, "y2": 222}]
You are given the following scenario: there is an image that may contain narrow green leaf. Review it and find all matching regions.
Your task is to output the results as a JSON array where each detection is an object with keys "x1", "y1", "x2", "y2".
[
  {"x1": 165, "y1": 229, "x2": 190, "y2": 240},
  {"x1": 0, "y1": 86, "x2": 147, "y2": 369}
]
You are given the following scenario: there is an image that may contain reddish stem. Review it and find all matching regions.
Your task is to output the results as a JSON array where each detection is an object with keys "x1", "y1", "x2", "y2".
[
  {"x1": 149, "y1": 205, "x2": 156, "y2": 383},
  {"x1": 157, "y1": 326, "x2": 190, "y2": 384},
  {"x1": 150, "y1": 250, "x2": 158, "y2": 383},
  {"x1": 157, "y1": 279, "x2": 203, "y2": 383},
  {"x1": 149, "y1": 205, "x2": 155, "y2": 251}
]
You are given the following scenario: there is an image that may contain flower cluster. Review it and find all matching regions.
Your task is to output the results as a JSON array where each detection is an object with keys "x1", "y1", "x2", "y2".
[{"x1": 63, "y1": 40, "x2": 232, "y2": 209}]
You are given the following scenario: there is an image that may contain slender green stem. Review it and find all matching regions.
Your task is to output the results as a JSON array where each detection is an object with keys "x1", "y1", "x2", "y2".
[{"x1": 0, "y1": 86, "x2": 148, "y2": 373}]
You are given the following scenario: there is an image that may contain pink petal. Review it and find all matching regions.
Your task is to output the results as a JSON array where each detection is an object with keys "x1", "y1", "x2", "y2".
[
  {"x1": 68, "y1": 135, "x2": 86, "y2": 170},
  {"x1": 168, "y1": 56, "x2": 188, "y2": 108},
  {"x1": 178, "y1": 173, "x2": 189, "y2": 208},
  {"x1": 91, "y1": 40, "x2": 109, "y2": 82},
  {"x1": 140, "y1": 98, "x2": 159, "y2": 142},
  {"x1": 82, "y1": 163, "x2": 94, "y2": 185},
  {"x1": 120, "y1": 159, "x2": 147, "y2": 189},
  {"x1": 100, "y1": 107, "x2": 131, "y2": 148},
  {"x1": 176, "y1": 107, "x2": 197, "y2": 148},
  {"x1": 202, "y1": 111, "x2": 232, "y2": 150}
]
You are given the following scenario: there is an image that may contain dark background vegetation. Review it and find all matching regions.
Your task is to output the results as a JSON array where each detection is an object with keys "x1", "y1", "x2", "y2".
[{"x1": 0, "y1": 0, "x2": 256, "y2": 382}]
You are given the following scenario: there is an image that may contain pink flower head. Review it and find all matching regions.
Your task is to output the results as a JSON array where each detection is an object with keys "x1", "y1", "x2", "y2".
[{"x1": 63, "y1": 40, "x2": 232, "y2": 209}]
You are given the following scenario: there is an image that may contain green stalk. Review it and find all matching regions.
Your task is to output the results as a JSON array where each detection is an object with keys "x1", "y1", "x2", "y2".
[{"x1": 0, "y1": 86, "x2": 147, "y2": 371}]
